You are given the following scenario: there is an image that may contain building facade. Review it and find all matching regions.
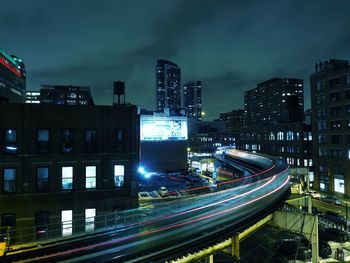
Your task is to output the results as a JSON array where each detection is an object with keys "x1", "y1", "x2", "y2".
[
  {"x1": 219, "y1": 109, "x2": 246, "y2": 133},
  {"x1": 155, "y1": 59, "x2": 181, "y2": 113},
  {"x1": 0, "y1": 103, "x2": 139, "y2": 241},
  {"x1": 244, "y1": 78, "x2": 303, "y2": 125},
  {"x1": 140, "y1": 114, "x2": 188, "y2": 173},
  {"x1": 40, "y1": 85, "x2": 94, "y2": 105},
  {"x1": 0, "y1": 49, "x2": 26, "y2": 103},
  {"x1": 183, "y1": 80, "x2": 202, "y2": 121},
  {"x1": 310, "y1": 59, "x2": 350, "y2": 196}
]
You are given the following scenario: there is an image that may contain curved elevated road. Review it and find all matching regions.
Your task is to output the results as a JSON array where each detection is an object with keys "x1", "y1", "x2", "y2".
[{"x1": 4, "y1": 149, "x2": 290, "y2": 262}]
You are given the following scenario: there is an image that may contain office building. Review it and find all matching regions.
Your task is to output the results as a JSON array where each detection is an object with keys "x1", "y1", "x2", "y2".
[
  {"x1": 25, "y1": 91, "x2": 41, "y2": 104},
  {"x1": 155, "y1": 59, "x2": 181, "y2": 114},
  {"x1": 40, "y1": 84, "x2": 94, "y2": 105},
  {"x1": 244, "y1": 78, "x2": 304, "y2": 125},
  {"x1": 140, "y1": 112, "x2": 188, "y2": 173},
  {"x1": 0, "y1": 48, "x2": 26, "y2": 103},
  {"x1": 310, "y1": 59, "x2": 350, "y2": 195},
  {"x1": 183, "y1": 81, "x2": 202, "y2": 120}
]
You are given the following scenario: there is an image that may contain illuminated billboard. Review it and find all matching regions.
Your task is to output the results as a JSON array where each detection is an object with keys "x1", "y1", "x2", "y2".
[{"x1": 140, "y1": 116, "x2": 188, "y2": 141}]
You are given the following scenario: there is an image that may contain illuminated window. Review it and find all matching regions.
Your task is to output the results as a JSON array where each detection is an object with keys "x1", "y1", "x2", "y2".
[
  {"x1": 37, "y1": 129, "x2": 49, "y2": 153},
  {"x1": 330, "y1": 121, "x2": 341, "y2": 129},
  {"x1": 62, "y1": 167, "x2": 73, "y2": 190},
  {"x1": 286, "y1": 131, "x2": 294, "y2": 140},
  {"x1": 85, "y1": 166, "x2": 96, "y2": 189},
  {"x1": 4, "y1": 129, "x2": 17, "y2": 154},
  {"x1": 37, "y1": 167, "x2": 49, "y2": 192},
  {"x1": 334, "y1": 176, "x2": 345, "y2": 194},
  {"x1": 85, "y1": 208, "x2": 96, "y2": 232},
  {"x1": 114, "y1": 165, "x2": 124, "y2": 187},
  {"x1": 3, "y1": 168, "x2": 16, "y2": 193},
  {"x1": 61, "y1": 210, "x2": 73, "y2": 236},
  {"x1": 277, "y1": 132, "x2": 284, "y2": 140}
]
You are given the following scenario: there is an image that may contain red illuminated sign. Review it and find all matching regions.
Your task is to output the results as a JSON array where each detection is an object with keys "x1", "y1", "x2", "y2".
[{"x1": 0, "y1": 54, "x2": 22, "y2": 78}]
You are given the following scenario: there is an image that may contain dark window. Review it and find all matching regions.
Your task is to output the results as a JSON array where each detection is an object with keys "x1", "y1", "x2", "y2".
[
  {"x1": 316, "y1": 95, "x2": 326, "y2": 105},
  {"x1": 37, "y1": 129, "x2": 49, "y2": 153},
  {"x1": 329, "y1": 77, "x2": 340, "y2": 89},
  {"x1": 317, "y1": 134, "x2": 327, "y2": 144},
  {"x1": 4, "y1": 129, "x2": 17, "y2": 154},
  {"x1": 35, "y1": 211, "x2": 49, "y2": 241},
  {"x1": 347, "y1": 135, "x2": 350, "y2": 144},
  {"x1": 346, "y1": 74, "x2": 350, "y2": 85},
  {"x1": 3, "y1": 168, "x2": 16, "y2": 193},
  {"x1": 85, "y1": 129, "x2": 97, "y2": 153},
  {"x1": 346, "y1": 89, "x2": 350, "y2": 100},
  {"x1": 330, "y1": 106, "x2": 342, "y2": 116},
  {"x1": 346, "y1": 105, "x2": 350, "y2": 114},
  {"x1": 318, "y1": 148, "x2": 328, "y2": 157},
  {"x1": 315, "y1": 80, "x2": 325, "y2": 91},
  {"x1": 332, "y1": 149, "x2": 344, "y2": 159},
  {"x1": 36, "y1": 167, "x2": 49, "y2": 192},
  {"x1": 1, "y1": 214, "x2": 16, "y2": 244},
  {"x1": 317, "y1": 108, "x2": 327, "y2": 117},
  {"x1": 317, "y1": 120, "x2": 327, "y2": 130},
  {"x1": 62, "y1": 129, "x2": 74, "y2": 153},
  {"x1": 329, "y1": 92, "x2": 341, "y2": 102},
  {"x1": 331, "y1": 135, "x2": 342, "y2": 144},
  {"x1": 115, "y1": 129, "x2": 125, "y2": 152}
]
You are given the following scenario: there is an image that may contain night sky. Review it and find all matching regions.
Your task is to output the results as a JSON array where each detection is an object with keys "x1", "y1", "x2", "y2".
[{"x1": 1, "y1": 0, "x2": 350, "y2": 120}]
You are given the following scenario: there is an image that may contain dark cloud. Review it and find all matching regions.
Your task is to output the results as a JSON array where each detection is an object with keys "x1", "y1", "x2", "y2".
[{"x1": 1, "y1": 0, "x2": 350, "y2": 120}]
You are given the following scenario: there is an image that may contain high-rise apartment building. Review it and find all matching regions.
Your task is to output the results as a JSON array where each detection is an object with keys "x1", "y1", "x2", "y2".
[
  {"x1": 219, "y1": 109, "x2": 246, "y2": 132},
  {"x1": 0, "y1": 48, "x2": 26, "y2": 103},
  {"x1": 310, "y1": 59, "x2": 350, "y2": 195},
  {"x1": 155, "y1": 59, "x2": 181, "y2": 113},
  {"x1": 183, "y1": 80, "x2": 202, "y2": 120},
  {"x1": 244, "y1": 78, "x2": 304, "y2": 125},
  {"x1": 232, "y1": 77, "x2": 312, "y2": 178}
]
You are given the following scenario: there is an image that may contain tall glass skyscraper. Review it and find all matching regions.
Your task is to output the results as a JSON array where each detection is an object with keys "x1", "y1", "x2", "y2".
[
  {"x1": 0, "y1": 48, "x2": 26, "y2": 103},
  {"x1": 155, "y1": 59, "x2": 181, "y2": 113}
]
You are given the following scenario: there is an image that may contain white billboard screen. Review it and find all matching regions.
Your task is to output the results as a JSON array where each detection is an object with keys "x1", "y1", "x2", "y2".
[{"x1": 141, "y1": 116, "x2": 188, "y2": 141}]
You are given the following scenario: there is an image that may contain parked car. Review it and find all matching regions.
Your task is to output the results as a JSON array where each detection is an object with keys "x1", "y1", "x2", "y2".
[
  {"x1": 305, "y1": 190, "x2": 321, "y2": 199},
  {"x1": 321, "y1": 195, "x2": 342, "y2": 205},
  {"x1": 319, "y1": 241, "x2": 332, "y2": 259},
  {"x1": 319, "y1": 227, "x2": 349, "y2": 242},
  {"x1": 158, "y1": 186, "x2": 169, "y2": 197}
]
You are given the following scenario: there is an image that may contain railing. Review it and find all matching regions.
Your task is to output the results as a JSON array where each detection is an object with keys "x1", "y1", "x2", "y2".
[{"x1": 3, "y1": 181, "x2": 262, "y2": 248}]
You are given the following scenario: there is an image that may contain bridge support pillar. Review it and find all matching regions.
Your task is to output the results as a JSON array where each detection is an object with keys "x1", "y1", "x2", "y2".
[
  {"x1": 226, "y1": 233, "x2": 240, "y2": 259},
  {"x1": 204, "y1": 255, "x2": 213, "y2": 263}
]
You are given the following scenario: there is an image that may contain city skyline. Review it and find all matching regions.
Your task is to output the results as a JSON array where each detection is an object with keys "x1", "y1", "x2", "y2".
[{"x1": 1, "y1": 0, "x2": 350, "y2": 120}]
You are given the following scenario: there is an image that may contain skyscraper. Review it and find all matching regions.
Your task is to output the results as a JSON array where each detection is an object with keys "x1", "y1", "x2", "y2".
[
  {"x1": 310, "y1": 59, "x2": 350, "y2": 195},
  {"x1": 244, "y1": 78, "x2": 304, "y2": 125},
  {"x1": 0, "y1": 48, "x2": 26, "y2": 103},
  {"x1": 155, "y1": 59, "x2": 181, "y2": 113},
  {"x1": 183, "y1": 80, "x2": 202, "y2": 120}
]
